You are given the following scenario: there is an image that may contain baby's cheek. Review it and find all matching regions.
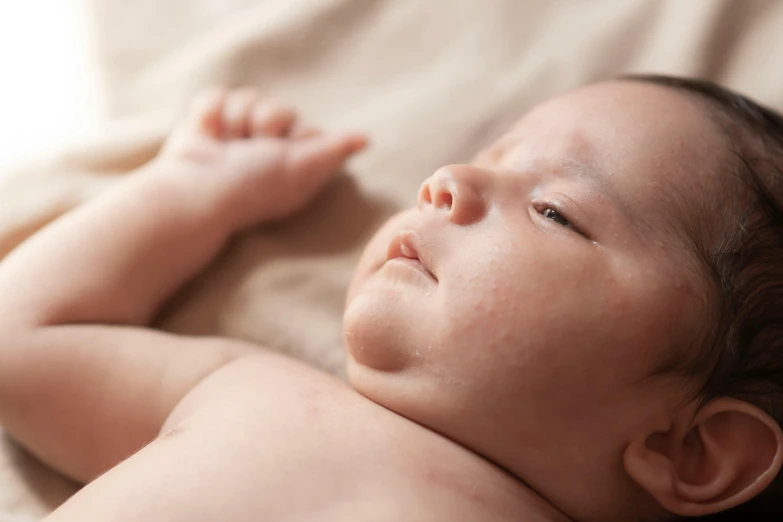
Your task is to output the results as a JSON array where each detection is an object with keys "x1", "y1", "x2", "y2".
[
  {"x1": 601, "y1": 264, "x2": 703, "y2": 372},
  {"x1": 648, "y1": 277, "x2": 707, "y2": 360},
  {"x1": 436, "y1": 275, "x2": 540, "y2": 376},
  {"x1": 439, "y1": 267, "x2": 514, "y2": 337}
]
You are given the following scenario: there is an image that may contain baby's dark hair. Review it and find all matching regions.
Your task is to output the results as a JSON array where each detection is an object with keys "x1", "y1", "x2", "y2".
[{"x1": 623, "y1": 75, "x2": 783, "y2": 521}]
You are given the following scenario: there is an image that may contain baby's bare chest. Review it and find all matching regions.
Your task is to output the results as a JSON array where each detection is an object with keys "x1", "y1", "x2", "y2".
[{"x1": 129, "y1": 354, "x2": 514, "y2": 522}]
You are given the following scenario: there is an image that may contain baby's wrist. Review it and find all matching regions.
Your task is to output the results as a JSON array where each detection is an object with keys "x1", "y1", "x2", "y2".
[{"x1": 134, "y1": 160, "x2": 242, "y2": 237}]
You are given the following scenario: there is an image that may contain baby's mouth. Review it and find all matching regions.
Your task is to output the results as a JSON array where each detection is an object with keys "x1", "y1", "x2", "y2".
[{"x1": 386, "y1": 231, "x2": 438, "y2": 282}]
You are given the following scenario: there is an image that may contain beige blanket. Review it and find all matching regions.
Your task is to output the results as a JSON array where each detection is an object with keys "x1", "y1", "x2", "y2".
[{"x1": 2, "y1": 0, "x2": 783, "y2": 518}]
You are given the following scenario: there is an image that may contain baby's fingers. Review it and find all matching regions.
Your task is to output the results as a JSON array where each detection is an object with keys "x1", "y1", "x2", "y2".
[
  {"x1": 288, "y1": 133, "x2": 367, "y2": 170},
  {"x1": 286, "y1": 133, "x2": 368, "y2": 189}
]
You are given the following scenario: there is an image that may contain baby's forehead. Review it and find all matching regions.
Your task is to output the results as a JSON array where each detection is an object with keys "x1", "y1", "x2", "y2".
[
  {"x1": 479, "y1": 81, "x2": 721, "y2": 172},
  {"x1": 475, "y1": 113, "x2": 596, "y2": 175}
]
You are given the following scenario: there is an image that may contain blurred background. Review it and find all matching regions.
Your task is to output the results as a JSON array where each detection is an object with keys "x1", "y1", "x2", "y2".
[{"x1": 0, "y1": 0, "x2": 103, "y2": 169}]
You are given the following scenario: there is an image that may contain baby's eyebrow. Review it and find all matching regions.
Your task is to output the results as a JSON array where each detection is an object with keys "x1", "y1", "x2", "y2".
[
  {"x1": 559, "y1": 157, "x2": 611, "y2": 190},
  {"x1": 558, "y1": 158, "x2": 646, "y2": 229}
]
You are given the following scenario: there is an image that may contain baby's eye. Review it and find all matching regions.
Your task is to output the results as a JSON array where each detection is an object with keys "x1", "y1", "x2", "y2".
[{"x1": 542, "y1": 207, "x2": 571, "y2": 228}]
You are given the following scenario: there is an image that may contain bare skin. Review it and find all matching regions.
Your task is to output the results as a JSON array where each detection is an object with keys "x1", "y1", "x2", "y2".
[
  {"x1": 0, "y1": 82, "x2": 781, "y2": 522},
  {"x1": 0, "y1": 88, "x2": 565, "y2": 522}
]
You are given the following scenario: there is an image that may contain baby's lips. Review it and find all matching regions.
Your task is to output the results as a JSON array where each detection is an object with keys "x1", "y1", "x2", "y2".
[
  {"x1": 399, "y1": 242, "x2": 417, "y2": 259},
  {"x1": 386, "y1": 229, "x2": 438, "y2": 282}
]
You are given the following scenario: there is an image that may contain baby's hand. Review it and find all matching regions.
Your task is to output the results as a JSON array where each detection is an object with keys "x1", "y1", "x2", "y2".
[{"x1": 157, "y1": 87, "x2": 367, "y2": 228}]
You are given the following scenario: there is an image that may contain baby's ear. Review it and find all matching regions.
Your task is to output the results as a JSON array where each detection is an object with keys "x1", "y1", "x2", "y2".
[{"x1": 623, "y1": 398, "x2": 783, "y2": 517}]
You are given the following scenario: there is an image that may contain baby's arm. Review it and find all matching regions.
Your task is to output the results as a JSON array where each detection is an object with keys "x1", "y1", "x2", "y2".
[{"x1": 0, "y1": 89, "x2": 365, "y2": 483}]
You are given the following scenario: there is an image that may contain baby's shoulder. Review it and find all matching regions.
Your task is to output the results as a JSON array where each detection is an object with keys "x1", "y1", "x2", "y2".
[
  {"x1": 164, "y1": 349, "x2": 360, "y2": 427},
  {"x1": 160, "y1": 349, "x2": 546, "y2": 522}
]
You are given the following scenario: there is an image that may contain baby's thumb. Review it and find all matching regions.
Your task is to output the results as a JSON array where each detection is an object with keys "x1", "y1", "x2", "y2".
[{"x1": 286, "y1": 133, "x2": 368, "y2": 185}]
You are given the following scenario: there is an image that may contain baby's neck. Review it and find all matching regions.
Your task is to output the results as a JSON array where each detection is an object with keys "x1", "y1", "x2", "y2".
[{"x1": 397, "y1": 414, "x2": 573, "y2": 522}]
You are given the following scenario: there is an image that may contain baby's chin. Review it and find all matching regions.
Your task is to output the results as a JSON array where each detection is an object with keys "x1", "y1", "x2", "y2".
[
  {"x1": 343, "y1": 251, "x2": 435, "y2": 373},
  {"x1": 342, "y1": 292, "x2": 421, "y2": 419},
  {"x1": 343, "y1": 289, "x2": 413, "y2": 373}
]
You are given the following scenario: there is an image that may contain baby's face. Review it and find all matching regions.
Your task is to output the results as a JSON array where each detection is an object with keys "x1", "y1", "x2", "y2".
[{"x1": 344, "y1": 81, "x2": 725, "y2": 518}]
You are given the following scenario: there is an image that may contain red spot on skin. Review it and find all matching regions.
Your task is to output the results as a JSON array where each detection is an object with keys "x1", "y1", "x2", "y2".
[
  {"x1": 299, "y1": 388, "x2": 323, "y2": 417},
  {"x1": 306, "y1": 401, "x2": 320, "y2": 417}
]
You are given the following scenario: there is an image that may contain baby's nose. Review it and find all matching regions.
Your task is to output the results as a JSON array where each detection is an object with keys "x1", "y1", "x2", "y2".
[{"x1": 417, "y1": 164, "x2": 489, "y2": 225}]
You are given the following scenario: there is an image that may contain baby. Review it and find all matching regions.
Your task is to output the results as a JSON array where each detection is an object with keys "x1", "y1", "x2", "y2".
[{"x1": 0, "y1": 76, "x2": 781, "y2": 522}]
